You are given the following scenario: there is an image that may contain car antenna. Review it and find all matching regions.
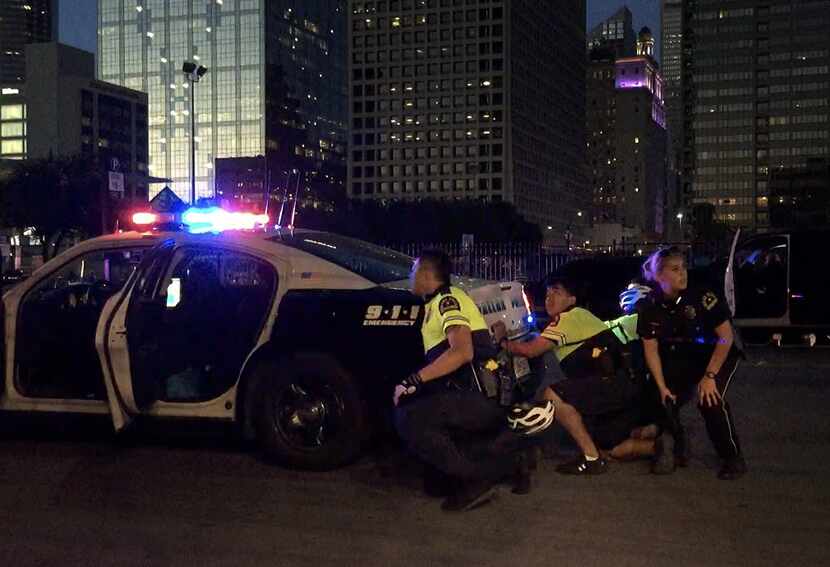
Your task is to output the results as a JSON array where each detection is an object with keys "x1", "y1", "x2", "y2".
[
  {"x1": 289, "y1": 170, "x2": 302, "y2": 229},
  {"x1": 276, "y1": 169, "x2": 293, "y2": 228}
]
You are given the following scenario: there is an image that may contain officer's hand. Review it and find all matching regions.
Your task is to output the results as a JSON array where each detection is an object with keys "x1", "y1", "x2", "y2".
[
  {"x1": 492, "y1": 321, "x2": 507, "y2": 344},
  {"x1": 393, "y1": 372, "x2": 422, "y2": 406},
  {"x1": 698, "y1": 377, "x2": 721, "y2": 407},
  {"x1": 659, "y1": 386, "x2": 677, "y2": 406}
]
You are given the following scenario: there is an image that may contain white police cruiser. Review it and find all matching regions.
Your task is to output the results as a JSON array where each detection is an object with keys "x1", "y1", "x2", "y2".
[{"x1": 1, "y1": 207, "x2": 530, "y2": 469}]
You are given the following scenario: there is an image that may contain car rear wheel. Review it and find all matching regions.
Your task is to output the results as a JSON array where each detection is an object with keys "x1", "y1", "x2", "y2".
[{"x1": 254, "y1": 354, "x2": 369, "y2": 470}]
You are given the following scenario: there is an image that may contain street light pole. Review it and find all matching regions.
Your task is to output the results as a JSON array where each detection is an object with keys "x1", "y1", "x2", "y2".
[{"x1": 182, "y1": 62, "x2": 208, "y2": 205}]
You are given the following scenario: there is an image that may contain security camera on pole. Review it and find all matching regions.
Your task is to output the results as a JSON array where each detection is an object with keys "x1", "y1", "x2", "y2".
[{"x1": 182, "y1": 62, "x2": 208, "y2": 205}]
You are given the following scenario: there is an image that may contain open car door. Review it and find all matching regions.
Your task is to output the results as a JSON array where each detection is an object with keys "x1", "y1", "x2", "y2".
[
  {"x1": 725, "y1": 228, "x2": 741, "y2": 318},
  {"x1": 95, "y1": 239, "x2": 176, "y2": 431}
]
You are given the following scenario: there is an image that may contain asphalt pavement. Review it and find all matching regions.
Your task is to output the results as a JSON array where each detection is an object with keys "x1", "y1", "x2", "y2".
[{"x1": 1, "y1": 348, "x2": 829, "y2": 567}]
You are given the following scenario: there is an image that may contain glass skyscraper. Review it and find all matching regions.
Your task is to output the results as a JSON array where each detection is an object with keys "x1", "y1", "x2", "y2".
[{"x1": 98, "y1": 0, "x2": 347, "y2": 203}]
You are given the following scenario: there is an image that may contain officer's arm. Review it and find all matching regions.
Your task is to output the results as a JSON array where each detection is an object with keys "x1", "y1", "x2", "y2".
[
  {"x1": 417, "y1": 325, "x2": 474, "y2": 383},
  {"x1": 642, "y1": 338, "x2": 672, "y2": 398},
  {"x1": 505, "y1": 336, "x2": 551, "y2": 359},
  {"x1": 704, "y1": 321, "x2": 734, "y2": 378}
]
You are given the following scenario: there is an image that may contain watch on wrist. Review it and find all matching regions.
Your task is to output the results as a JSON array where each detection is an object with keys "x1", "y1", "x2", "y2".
[{"x1": 704, "y1": 371, "x2": 717, "y2": 379}]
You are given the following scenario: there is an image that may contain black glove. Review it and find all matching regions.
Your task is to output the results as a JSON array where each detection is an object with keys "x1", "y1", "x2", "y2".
[{"x1": 395, "y1": 372, "x2": 422, "y2": 403}]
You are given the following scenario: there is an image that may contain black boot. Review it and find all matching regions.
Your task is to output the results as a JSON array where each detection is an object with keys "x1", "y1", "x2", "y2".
[{"x1": 718, "y1": 455, "x2": 747, "y2": 480}]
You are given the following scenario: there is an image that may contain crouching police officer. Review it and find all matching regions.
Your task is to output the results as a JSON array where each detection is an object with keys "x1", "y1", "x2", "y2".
[
  {"x1": 638, "y1": 247, "x2": 747, "y2": 480},
  {"x1": 500, "y1": 276, "x2": 649, "y2": 475},
  {"x1": 394, "y1": 250, "x2": 552, "y2": 512}
]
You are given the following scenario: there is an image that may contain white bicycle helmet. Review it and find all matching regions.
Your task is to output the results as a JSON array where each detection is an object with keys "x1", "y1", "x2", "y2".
[
  {"x1": 619, "y1": 283, "x2": 652, "y2": 314},
  {"x1": 507, "y1": 400, "x2": 555, "y2": 436}
]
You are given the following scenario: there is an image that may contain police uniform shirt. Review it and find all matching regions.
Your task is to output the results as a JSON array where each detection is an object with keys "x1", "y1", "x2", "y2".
[
  {"x1": 422, "y1": 285, "x2": 492, "y2": 362},
  {"x1": 541, "y1": 307, "x2": 610, "y2": 362},
  {"x1": 636, "y1": 287, "x2": 732, "y2": 361}
]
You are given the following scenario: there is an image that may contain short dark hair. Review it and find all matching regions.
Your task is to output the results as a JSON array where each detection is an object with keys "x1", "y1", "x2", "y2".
[
  {"x1": 418, "y1": 249, "x2": 452, "y2": 286},
  {"x1": 546, "y1": 275, "x2": 584, "y2": 304}
]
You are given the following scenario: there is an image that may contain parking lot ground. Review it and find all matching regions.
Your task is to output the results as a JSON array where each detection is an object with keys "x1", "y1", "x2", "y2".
[{"x1": 1, "y1": 348, "x2": 829, "y2": 567}]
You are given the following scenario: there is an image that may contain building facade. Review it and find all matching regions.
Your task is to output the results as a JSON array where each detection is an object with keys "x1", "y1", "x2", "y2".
[
  {"x1": 0, "y1": 0, "x2": 57, "y2": 85},
  {"x1": 588, "y1": 26, "x2": 670, "y2": 242},
  {"x1": 683, "y1": 0, "x2": 830, "y2": 229},
  {"x1": 98, "y1": 0, "x2": 347, "y2": 204},
  {"x1": 0, "y1": 43, "x2": 149, "y2": 199},
  {"x1": 347, "y1": 0, "x2": 589, "y2": 241},
  {"x1": 661, "y1": 0, "x2": 684, "y2": 161},
  {"x1": 587, "y1": 6, "x2": 635, "y2": 59}
]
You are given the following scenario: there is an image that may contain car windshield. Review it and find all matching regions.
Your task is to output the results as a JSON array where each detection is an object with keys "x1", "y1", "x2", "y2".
[{"x1": 271, "y1": 232, "x2": 413, "y2": 284}]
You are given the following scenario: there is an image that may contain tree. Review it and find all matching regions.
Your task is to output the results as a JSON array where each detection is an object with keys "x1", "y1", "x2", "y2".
[
  {"x1": 295, "y1": 198, "x2": 542, "y2": 243},
  {"x1": 0, "y1": 155, "x2": 109, "y2": 260}
]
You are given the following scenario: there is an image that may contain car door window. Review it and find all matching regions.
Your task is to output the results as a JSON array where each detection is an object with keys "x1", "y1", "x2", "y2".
[
  {"x1": 16, "y1": 247, "x2": 148, "y2": 399},
  {"x1": 734, "y1": 237, "x2": 789, "y2": 319},
  {"x1": 130, "y1": 247, "x2": 277, "y2": 402}
]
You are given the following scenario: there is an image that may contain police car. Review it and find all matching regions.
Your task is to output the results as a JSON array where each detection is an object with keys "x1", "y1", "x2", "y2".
[{"x1": 1, "y1": 207, "x2": 530, "y2": 469}]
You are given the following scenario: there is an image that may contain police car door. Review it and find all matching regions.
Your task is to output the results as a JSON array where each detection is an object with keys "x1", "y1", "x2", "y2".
[{"x1": 96, "y1": 239, "x2": 176, "y2": 430}]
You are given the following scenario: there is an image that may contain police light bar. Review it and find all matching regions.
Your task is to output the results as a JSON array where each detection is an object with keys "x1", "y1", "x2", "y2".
[
  {"x1": 131, "y1": 211, "x2": 176, "y2": 227},
  {"x1": 132, "y1": 212, "x2": 158, "y2": 226},
  {"x1": 180, "y1": 206, "x2": 269, "y2": 234}
]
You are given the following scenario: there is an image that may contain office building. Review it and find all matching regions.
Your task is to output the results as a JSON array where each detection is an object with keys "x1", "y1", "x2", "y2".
[
  {"x1": 0, "y1": 42, "x2": 149, "y2": 199},
  {"x1": 98, "y1": 0, "x2": 348, "y2": 204},
  {"x1": 0, "y1": 0, "x2": 57, "y2": 85},
  {"x1": 348, "y1": 0, "x2": 589, "y2": 240},
  {"x1": 587, "y1": 6, "x2": 635, "y2": 58},
  {"x1": 683, "y1": 0, "x2": 830, "y2": 228},
  {"x1": 660, "y1": 0, "x2": 683, "y2": 162},
  {"x1": 588, "y1": 26, "x2": 670, "y2": 242}
]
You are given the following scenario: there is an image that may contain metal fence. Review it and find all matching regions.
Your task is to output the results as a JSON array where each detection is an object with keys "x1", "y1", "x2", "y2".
[{"x1": 384, "y1": 241, "x2": 721, "y2": 283}]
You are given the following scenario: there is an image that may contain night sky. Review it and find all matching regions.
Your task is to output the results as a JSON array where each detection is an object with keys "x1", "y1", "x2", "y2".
[
  {"x1": 60, "y1": 0, "x2": 98, "y2": 55},
  {"x1": 587, "y1": 0, "x2": 662, "y2": 62}
]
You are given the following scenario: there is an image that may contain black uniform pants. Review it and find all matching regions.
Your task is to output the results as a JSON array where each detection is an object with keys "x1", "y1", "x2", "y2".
[
  {"x1": 394, "y1": 389, "x2": 528, "y2": 482},
  {"x1": 662, "y1": 348, "x2": 743, "y2": 460}
]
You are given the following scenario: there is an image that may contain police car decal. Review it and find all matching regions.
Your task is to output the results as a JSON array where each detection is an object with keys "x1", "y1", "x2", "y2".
[{"x1": 362, "y1": 304, "x2": 420, "y2": 327}]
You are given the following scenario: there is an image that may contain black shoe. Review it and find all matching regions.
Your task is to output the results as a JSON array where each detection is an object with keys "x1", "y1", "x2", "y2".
[
  {"x1": 512, "y1": 451, "x2": 532, "y2": 495},
  {"x1": 441, "y1": 479, "x2": 498, "y2": 512},
  {"x1": 651, "y1": 433, "x2": 676, "y2": 475},
  {"x1": 674, "y1": 427, "x2": 689, "y2": 468},
  {"x1": 718, "y1": 455, "x2": 747, "y2": 480},
  {"x1": 555, "y1": 454, "x2": 608, "y2": 476},
  {"x1": 423, "y1": 467, "x2": 455, "y2": 498}
]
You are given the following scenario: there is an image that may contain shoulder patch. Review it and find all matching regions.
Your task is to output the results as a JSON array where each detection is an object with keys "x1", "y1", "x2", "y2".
[
  {"x1": 438, "y1": 295, "x2": 461, "y2": 315},
  {"x1": 702, "y1": 292, "x2": 718, "y2": 311}
]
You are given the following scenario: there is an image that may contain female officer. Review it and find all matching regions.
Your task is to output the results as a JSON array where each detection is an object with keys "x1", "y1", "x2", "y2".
[{"x1": 637, "y1": 248, "x2": 747, "y2": 480}]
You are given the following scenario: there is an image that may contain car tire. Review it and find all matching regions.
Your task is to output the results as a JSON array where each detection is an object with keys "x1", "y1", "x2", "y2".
[{"x1": 254, "y1": 354, "x2": 369, "y2": 470}]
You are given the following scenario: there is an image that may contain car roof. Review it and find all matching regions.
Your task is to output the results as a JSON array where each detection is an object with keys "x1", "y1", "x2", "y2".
[{"x1": 78, "y1": 228, "x2": 345, "y2": 259}]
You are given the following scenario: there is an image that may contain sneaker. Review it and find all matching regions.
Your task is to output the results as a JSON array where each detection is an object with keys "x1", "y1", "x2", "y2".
[
  {"x1": 718, "y1": 455, "x2": 747, "y2": 480},
  {"x1": 441, "y1": 479, "x2": 498, "y2": 512},
  {"x1": 651, "y1": 433, "x2": 676, "y2": 475},
  {"x1": 555, "y1": 454, "x2": 608, "y2": 475}
]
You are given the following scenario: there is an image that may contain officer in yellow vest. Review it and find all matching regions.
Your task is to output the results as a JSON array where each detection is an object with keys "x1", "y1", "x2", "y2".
[{"x1": 394, "y1": 250, "x2": 550, "y2": 512}]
